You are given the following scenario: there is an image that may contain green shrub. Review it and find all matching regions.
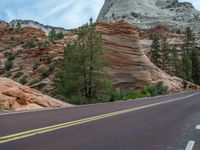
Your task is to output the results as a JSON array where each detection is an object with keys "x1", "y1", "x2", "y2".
[
  {"x1": 23, "y1": 39, "x2": 37, "y2": 49},
  {"x1": 44, "y1": 40, "x2": 51, "y2": 47},
  {"x1": 0, "y1": 70, "x2": 5, "y2": 76},
  {"x1": 29, "y1": 79, "x2": 39, "y2": 86},
  {"x1": 13, "y1": 71, "x2": 24, "y2": 78},
  {"x1": 4, "y1": 51, "x2": 15, "y2": 61},
  {"x1": 33, "y1": 62, "x2": 41, "y2": 70},
  {"x1": 4, "y1": 45, "x2": 12, "y2": 50},
  {"x1": 56, "y1": 32, "x2": 65, "y2": 40},
  {"x1": 4, "y1": 61, "x2": 13, "y2": 71},
  {"x1": 155, "y1": 81, "x2": 168, "y2": 95},
  {"x1": 3, "y1": 72, "x2": 11, "y2": 77},
  {"x1": 40, "y1": 65, "x2": 54, "y2": 80},
  {"x1": 19, "y1": 77, "x2": 28, "y2": 85},
  {"x1": 0, "y1": 100, "x2": 4, "y2": 112}
]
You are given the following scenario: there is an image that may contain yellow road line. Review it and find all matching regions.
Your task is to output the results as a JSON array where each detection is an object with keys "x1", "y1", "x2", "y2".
[{"x1": 0, "y1": 93, "x2": 198, "y2": 144}]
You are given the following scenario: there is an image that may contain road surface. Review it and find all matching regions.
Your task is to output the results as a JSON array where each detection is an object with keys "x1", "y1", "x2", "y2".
[{"x1": 0, "y1": 91, "x2": 200, "y2": 150}]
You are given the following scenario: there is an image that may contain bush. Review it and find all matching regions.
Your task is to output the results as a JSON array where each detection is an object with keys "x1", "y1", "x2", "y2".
[
  {"x1": 3, "y1": 72, "x2": 11, "y2": 77},
  {"x1": 40, "y1": 65, "x2": 54, "y2": 80},
  {"x1": 19, "y1": 77, "x2": 28, "y2": 85},
  {"x1": 13, "y1": 71, "x2": 24, "y2": 78},
  {"x1": 4, "y1": 51, "x2": 15, "y2": 61},
  {"x1": 29, "y1": 79, "x2": 39, "y2": 86},
  {"x1": 0, "y1": 100, "x2": 4, "y2": 112},
  {"x1": 4, "y1": 61, "x2": 13, "y2": 71},
  {"x1": 23, "y1": 39, "x2": 37, "y2": 49},
  {"x1": 33, "y1": 62, "x2": 41, "y2": 70},
  {"x1": 0, "y1": 70, "x2": 5, "y2": 76},
  {"x1": 4, "y1": 45, "x2": 12, "y2": 50}
]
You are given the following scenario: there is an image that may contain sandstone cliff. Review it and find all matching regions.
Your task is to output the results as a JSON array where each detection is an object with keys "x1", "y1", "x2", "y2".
[
  {"x1": 98, "y1": 0, "x2": 200, "y2": 31},
  {"x1": 96, "y1": 21, "x2": 199, "y2": 92},
  {"x1": 0, "y1": 77, "x2": 72, "y2": 111}
]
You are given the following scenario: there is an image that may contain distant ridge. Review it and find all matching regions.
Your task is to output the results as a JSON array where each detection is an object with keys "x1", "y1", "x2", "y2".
[{"x1": 0, "y1": 19, "x2": 69, "y2": 35}]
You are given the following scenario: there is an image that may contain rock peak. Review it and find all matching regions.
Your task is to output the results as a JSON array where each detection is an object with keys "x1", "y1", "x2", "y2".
[{"x1": 98, "y1": 0, "x2": 200, "y2": 30}]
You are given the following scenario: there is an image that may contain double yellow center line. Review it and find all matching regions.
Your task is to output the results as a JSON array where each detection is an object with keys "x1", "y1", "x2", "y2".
[{"x1": 0, "y1": 93, "x2": 197, "y2": 144}]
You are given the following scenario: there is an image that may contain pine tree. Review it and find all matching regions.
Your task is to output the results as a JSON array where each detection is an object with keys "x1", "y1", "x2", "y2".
[
  {"x1": 151, "y1": 36, "x2": 161, "y2": 68},
  {"x1": 160, "y1": 37, "x2": 171, "y2": 72},
  {"x1": 181, "y1": 52, "x2": 192, "y2": 81},
  {"x1": 16, "y1": 21, "x2": 21, "y2": 30},
  {"x1": 171, "y1": 46, "x2": 180, "y2": 76},
  {"x1": 48, "y1": 29, "x2": 56, "y2": 43},
  {"x1": 53, "y1": 19, "x2": 112, "y2": 104},
  {"x1": 183, "y1": 27, "x2": 196, "y2": 55},
  {"x1": 181, "y1": 27, "x2": 200, "y2": 84},
  {"x1": 191, "y1": 48, "x2": 200, "y2": 84}
]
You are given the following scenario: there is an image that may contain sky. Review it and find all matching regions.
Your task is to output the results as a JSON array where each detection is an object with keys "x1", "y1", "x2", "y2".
[{"x1": 0, "y1": 0, "x2": 199, "y2": 29}]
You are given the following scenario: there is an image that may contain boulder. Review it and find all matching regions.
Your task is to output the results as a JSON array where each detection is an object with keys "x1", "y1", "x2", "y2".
[{"x1": 0, "y1": 77, "x2": 72, "y2": 111}]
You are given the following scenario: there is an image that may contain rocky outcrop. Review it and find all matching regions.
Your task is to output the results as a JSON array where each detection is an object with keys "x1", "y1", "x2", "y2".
[
  {"x1": 9, "y1": 20, "x2": 69, "y2": 35},
  {"x1": 0, "y1": 77, "x2": 72, "y2": 111},
  {"x1": 96, "y1": 21, "x2": 199, "y2": 92},
  {"x1": 98, "y1": 0, "x2": 200, "y2": 31}
]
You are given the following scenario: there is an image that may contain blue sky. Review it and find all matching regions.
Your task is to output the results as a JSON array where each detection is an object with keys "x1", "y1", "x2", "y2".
[{"x1": 0, "y1": 0, "x2": 199, "y2": 29}]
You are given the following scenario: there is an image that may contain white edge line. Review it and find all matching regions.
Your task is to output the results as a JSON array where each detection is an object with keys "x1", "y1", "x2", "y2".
[
  {"x1": 186, "y1": 141, "x2": 195, "y2": 150},
  {"x1": 196, "y1": 125, "x2": 200, "y2": 130},
  {"x1": 0, "y1": 91, "x2": 199, "y2": 116}
]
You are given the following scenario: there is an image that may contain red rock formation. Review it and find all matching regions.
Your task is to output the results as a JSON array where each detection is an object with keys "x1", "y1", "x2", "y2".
[
  {"x1": 96, "y1": 21, "x2": 199, "y2": 92},
  {"x1": 0, "y1": 77, "x2": 72, "y2": 111}
]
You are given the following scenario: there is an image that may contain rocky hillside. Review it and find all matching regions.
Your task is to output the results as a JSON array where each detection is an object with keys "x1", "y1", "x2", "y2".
[
  {"x1": 96, "y1": 21, "x2": 199, "y2": 92},
  {"x1": 98, "y1": 0, "x2": 200, "y2": 31},
  {"x1": 0, "y1": 21, "x2": 76, "y2": 93},
  {"x1": 0, "y1": 77, "x2": 72, "y2": 111}
]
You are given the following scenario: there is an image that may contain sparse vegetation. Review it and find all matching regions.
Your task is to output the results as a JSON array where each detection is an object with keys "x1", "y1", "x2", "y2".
[
  {"x1": 13, "y1": 71, "x2": 24, "y2": 78},
  {"x1": 33, "y1": 62, "x2": 41, "y2": 70},
  {"x1": 19, "y1": 76, "x2": 28, "y2": 85},
  {"x1": 4, "y1": 51, "x2": 15, "y2": 61},
  {"x1": 4, "y1": 61, "x2": 13, "y2": 71},
  {"x1": 0, "y1": 100, "x2": 4, "y2": 112},
  {"x1": 22, "y1": 39, "x2": 37, "y2": 49},
  {"x1": 40, "y1": 65, "x2": 54, "y2": 80},
  {"x1": 48, "y1": 29, "x2": 64, "y2": 43},
  {"x1": 29, "y1": 79, "x2": 40, "y2": 86}
]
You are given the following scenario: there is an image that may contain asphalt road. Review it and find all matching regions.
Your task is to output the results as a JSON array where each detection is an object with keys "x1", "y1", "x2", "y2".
[{"x1": 0, "y1": 91, "x2": 200, "y2": 150}]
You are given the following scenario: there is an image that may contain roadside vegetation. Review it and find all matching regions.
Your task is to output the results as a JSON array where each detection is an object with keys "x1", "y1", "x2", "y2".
[
  {"x1": 150, "y1": 27, "x2": 200, "y2": 85},
  {"x1": 52, "y1": 19, "x2": 169, "y2": 105},
  {"x1": 0, "y1": 100, "x2": 3, "y2": 112},
  {"x1": 109, "y1": 82, "x2": 168, "y2": 102}
]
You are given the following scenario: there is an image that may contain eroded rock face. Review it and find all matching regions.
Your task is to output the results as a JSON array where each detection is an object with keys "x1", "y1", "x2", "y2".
[
  {"x1": 0, "y1": 77, "x2": 72, "y2": 111},
  {"x1": 96, "y1": 21, "x2": 199, "y2": 92},
  {"x1": 98, "y1": 0, "x2": 200, "y2": 31}
]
